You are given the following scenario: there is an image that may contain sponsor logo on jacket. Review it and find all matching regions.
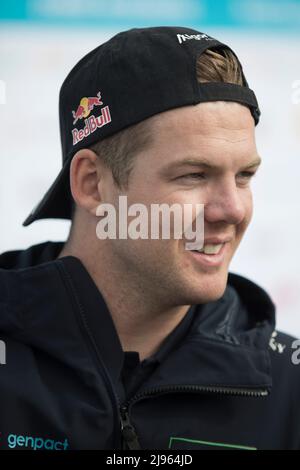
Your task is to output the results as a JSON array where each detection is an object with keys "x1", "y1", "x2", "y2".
[{"x1": 2, "y1": 433, "x2": 69, "y2": 450}]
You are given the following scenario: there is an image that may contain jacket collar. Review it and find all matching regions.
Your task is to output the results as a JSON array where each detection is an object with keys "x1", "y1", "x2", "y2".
[{"x1": 58, "y1": 256, "x2": 275, "y2": 394}]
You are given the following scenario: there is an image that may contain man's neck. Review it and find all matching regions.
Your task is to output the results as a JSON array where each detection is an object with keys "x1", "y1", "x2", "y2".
[{"x1": 58, "y1": 243, "x2": 191, "y2": 362}]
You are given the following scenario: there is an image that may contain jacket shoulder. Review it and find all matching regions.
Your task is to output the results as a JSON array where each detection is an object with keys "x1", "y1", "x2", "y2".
[
  {"x1": 269, "y1": 329, "x2": 300, "y2": 383},
  {"x1": 269, "y1": 329, "x2": 299, "y2": 354},
  {"x1": 0, "y1": 268, "x2": 24, "y2": 336}
]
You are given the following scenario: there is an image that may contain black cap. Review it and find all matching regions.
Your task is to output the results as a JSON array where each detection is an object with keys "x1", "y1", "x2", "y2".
[{"x1": 23, "y1": 26, "x2": 260, "y2": 226}]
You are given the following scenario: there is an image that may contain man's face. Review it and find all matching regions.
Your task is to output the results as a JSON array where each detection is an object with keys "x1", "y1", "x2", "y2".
[{"x1": 104, "y1": 101, "x2": 261, "y2": 305}]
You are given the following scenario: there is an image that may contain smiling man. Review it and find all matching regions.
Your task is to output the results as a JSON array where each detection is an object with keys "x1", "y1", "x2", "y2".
[
  {"x1": 0, "y1": 26, "x2": 300, "y2": 450},
  {"x1": 58, "y1": 101, "x2": 261, "y2": 362}
]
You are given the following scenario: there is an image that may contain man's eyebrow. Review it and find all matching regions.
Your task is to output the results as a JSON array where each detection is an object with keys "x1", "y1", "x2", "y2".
[
  {"x1": 243, "y1": 157, "x2": 262, "y2": 169},
  {"x1": 160, "y1": 156, "x2": 262, "y2": 172}
]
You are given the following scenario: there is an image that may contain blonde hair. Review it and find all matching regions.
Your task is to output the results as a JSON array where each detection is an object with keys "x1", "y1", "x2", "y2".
[{"x1": 196, "y1": 47, "x2": 243, "y2": 85}]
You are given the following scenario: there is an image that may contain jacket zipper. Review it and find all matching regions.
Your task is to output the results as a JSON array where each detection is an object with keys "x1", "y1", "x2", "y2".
[{"x1": 119, "y1": 384, "x2": 269, "y2": 450}]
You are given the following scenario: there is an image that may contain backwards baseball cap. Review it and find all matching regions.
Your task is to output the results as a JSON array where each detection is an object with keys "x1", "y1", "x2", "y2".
[{"x1": 23, "y1": 26, "x2": 260, "y2": 227}]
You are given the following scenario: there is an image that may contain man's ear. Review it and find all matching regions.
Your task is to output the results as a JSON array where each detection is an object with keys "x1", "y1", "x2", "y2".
[{"x1": 69, "y1": 148, "x2": 103, "y2": 217}]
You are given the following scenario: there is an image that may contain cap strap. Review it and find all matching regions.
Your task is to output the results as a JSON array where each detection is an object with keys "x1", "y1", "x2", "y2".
[{"x1": 198, "y1": 82, "x2": 261, "y2": 125}]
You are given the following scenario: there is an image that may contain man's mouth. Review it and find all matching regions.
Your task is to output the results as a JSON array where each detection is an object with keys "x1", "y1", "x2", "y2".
[
  {"x1": 192, "y1": 243, "x2": 223, "y2": 255},
  {"x1": 188, "y1": 242, "x2": 229, "y2": 268}
]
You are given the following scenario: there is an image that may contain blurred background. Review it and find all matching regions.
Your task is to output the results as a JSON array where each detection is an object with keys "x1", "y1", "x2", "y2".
[{"x1": 0, "y1": 0, "x2": 300, "y2": 336}]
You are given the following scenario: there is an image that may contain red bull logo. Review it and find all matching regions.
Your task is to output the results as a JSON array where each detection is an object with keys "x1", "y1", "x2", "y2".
[
  {"x1": 71, "y1": 91, "x2": 112, "y2": 145},
  {"x1": 72, "y1": 91, "x2": 103, "y2": 125}
]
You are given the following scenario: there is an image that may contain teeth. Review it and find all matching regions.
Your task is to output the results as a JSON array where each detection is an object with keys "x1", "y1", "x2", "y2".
[{"x1": 197, "y1": 243, "x2": 223, "y2": 255}]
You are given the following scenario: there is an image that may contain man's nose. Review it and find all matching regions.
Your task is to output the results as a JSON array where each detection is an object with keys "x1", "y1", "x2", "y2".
[{"x1": 204, "y1": 179, "x2": 247, "y2": 225}]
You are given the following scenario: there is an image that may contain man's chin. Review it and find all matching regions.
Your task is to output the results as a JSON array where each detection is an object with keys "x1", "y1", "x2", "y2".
[
  {"x1": 196, "y1": 287, "x2": 227, "y2": 304},
  {"x1": 186, "y1": 272, "x2": 228, "y2": 304}
]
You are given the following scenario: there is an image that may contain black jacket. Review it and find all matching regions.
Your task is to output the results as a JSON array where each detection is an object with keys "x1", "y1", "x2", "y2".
[{"x1": 0, "y1": 241, "x2": 299, "y2": 450}]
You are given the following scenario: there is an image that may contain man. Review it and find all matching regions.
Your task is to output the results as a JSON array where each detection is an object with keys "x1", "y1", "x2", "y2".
[{"x1": 0, "y1": 26, "x2": 299, "y2": 450}]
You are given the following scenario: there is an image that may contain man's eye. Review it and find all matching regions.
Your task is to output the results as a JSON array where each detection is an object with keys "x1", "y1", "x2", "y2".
[
  {"x1": 177, "y1": 173, "x2": 205, "y2": 180},
  {"x1": 175, "y1": 171, "x2": 256, "y2": 182},
  {"x1": 237, "y1": 171, "x2": 256, "y2": 179}
]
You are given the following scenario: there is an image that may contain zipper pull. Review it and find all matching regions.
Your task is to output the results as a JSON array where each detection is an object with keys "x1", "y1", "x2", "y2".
[{"x1": 120, "y1": 406, "x2": 142, "y2": 450}]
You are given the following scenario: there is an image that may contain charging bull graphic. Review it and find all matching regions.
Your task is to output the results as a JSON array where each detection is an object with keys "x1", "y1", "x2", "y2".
[{"x1": 72, "y1": 91, "x2": 103, "y2": 125}]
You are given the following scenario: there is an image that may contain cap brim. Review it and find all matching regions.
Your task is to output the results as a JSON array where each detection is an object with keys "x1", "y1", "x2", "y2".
[{"x1": 22, "y1": 155, "x2": 73, "y2": 227}]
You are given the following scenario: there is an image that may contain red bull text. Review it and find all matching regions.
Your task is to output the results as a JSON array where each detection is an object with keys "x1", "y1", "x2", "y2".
[{"x1": 71, "y1": 92, "x2": 112, "y2": 145}]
